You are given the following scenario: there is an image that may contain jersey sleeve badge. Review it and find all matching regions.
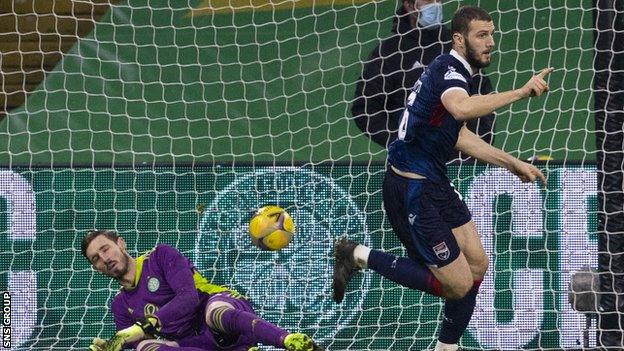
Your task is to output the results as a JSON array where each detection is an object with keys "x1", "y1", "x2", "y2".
[{"x1": 444, "y1": 65, "x2": 467, "y2": 83}]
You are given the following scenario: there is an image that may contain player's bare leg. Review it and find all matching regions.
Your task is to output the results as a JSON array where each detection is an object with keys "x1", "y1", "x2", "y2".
[
  {"x1": 451, "y1": 220, "x2": 489, "y2": 280},
  {"x1": 426, "y1": 221, "x2": 488, "y2": 297},
  {"x1": 428, "y1": 252, "x2": 474, "y2": 299},
  {"x1": 433, "y1": 220, "x2": 489, "y2": 351},
  {"x1": 332, "y1": 223, "x2": 486, "y2": 351}
]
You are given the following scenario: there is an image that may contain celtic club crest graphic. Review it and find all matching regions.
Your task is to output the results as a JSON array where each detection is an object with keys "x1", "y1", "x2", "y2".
[{"x1": 194, "y1": 167, "x2": 370, "y2": 347}]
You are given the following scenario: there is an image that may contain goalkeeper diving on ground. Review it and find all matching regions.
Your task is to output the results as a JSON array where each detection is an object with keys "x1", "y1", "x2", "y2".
[{"x1": 82, "y1": 230, "x2": 323, "y2": 351}]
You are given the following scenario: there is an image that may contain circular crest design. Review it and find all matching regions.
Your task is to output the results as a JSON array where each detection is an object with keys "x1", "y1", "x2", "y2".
[{"x1": 194, "y1": 167, "x2": 370, "y2": 346}]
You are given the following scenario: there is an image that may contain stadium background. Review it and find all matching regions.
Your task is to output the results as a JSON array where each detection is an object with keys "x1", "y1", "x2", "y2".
[{"x1": 0, "y1": 0, "x2": 599, "y2": 350}]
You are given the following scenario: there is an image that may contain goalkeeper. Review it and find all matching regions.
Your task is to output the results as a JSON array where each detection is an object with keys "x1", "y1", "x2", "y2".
[{"x1": 82, "y1": 230, "x2": 322, "y2": 351}]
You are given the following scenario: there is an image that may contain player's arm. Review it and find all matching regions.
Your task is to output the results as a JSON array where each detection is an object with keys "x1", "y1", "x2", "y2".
[
  {"x1": 90, "y1": 296, "x2": 151, "y2": 351},
  {"x1": 104, "y1": 317, "x2": 158, "y2": 351},
  {"x1": 455, "y1": 125, "x2": 547, "y2": 185},
  {"x1": 442, "y1": 67, "x2": 554, "y2": 121},
  {"x1": 149, "y1": 245, "x2": 200, "y2": 332}
]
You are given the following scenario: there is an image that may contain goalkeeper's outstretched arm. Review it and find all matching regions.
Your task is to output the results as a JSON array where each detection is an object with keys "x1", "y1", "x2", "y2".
[
  {"x1": 88, "y1": 300, "x2": 157, "y2": 351},
  {"x1": 88, "y1": 316, "x2": 158, "y2": 351}
]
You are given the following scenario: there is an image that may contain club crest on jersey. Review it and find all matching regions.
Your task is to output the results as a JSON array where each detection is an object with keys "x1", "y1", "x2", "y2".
[
  {"x1": 433, "y1": 241, "x2": 450, "y2": 260},
  {"x1": 148, "y1": 277, "x2": 160, "y2": 292},
  {"x1": 444, "y1": 66, "x2": 467, "y2": 83}
]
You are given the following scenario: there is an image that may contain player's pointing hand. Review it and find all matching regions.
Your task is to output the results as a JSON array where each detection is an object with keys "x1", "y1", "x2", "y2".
[
  {"x1": 536, "y1": 67, "x2": 554, "y2": 79},
  {"x1": 520, "y1": 67, "x2": 554, "y2": 98}
]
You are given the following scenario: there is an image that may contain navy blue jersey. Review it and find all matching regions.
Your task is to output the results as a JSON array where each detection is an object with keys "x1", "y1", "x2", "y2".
[{"x1": 388, "y1": 51, "x2": 473, "y2": 181}]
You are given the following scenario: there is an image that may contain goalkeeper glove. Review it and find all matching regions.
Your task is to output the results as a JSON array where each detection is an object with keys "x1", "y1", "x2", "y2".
[
  {"x1": 88, "y1": 337, "x2": 107, "y2": 351},
  {"x1": 103, "y1": 316, "x2": 159, "y2": 351}
]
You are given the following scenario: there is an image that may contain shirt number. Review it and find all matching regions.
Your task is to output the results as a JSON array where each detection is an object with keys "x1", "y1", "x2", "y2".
[{"x1": 398, "y1": 80, "x2": 421, "y2": 140}]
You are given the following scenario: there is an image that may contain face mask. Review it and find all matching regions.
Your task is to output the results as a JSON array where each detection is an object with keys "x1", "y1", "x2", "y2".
[{"x1": 418, "y1": 2, "x2": 443, "y2": 28}]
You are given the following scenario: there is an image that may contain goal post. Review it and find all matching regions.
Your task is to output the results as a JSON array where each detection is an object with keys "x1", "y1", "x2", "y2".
[
  {"x1": 0, "y1": 0, "x2": 618, "y2": 350},
  {"x1": 594, "y1": 0, "x2": 624, "y2": 348}
]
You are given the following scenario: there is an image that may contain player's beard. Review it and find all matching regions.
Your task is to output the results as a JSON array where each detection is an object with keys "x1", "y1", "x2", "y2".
[
  {"x1": 106, "y1": 253, "x2": 130, "y2": 280},
  {"x1": 465, "y1": 37, "x2": 491, "y2": 69}
]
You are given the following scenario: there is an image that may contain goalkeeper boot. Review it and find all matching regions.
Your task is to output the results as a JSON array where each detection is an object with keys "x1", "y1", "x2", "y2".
[
  {"x1": 284, "y1": 333, "x2": 324, "y2": 351},
  {"x1": 332, "y1": 236, "x2": 360, "y2": 303}
]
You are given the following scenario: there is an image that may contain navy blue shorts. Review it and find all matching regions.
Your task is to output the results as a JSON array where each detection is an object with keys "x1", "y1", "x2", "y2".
[{"x1": 382, "y1": 167, "x2": 472, "y2": 268}]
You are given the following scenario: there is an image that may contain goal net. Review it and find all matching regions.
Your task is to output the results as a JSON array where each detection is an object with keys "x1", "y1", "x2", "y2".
[{"x1": 0, "y1": 0, "x2": 613, "y2": 350}]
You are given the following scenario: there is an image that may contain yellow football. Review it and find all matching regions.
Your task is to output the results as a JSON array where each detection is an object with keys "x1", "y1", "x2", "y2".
[{"x1": 248, "y1": 205, "x2": 295, "y2": 251}]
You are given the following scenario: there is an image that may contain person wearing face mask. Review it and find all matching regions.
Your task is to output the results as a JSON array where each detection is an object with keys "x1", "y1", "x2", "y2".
[{"x1": 352, "y1": 0, "x2": 495, "y2": 149}]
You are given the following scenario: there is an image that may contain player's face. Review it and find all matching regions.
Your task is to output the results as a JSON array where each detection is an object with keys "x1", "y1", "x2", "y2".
[
  {"x1": 464, "y1": 20, "x2": 495, "y2": 69},
  {"x1": 86, "y1": 235, "x2": 131, "y2": 280}
]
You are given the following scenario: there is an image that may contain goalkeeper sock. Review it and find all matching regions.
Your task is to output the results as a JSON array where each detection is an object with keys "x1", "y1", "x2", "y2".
[
  {"x1": 438, "y1": 279, "x2": 482, "y2": 344},
  {"x1": 217, "y1": 307, "x2": 289, "y2": 347},
  {"x1": 367, "y1": 249, "x2": 444, "y2": 297}
]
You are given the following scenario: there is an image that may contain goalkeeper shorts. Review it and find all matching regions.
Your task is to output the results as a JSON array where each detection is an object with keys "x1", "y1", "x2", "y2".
[{"x1": 177, "y1": 292, "x2": 256, "y2": 350}]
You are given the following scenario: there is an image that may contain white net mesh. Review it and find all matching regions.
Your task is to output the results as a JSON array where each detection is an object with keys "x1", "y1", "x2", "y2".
[{"x1": 0, "y1": 0, "x2": 615, "y2": 350}]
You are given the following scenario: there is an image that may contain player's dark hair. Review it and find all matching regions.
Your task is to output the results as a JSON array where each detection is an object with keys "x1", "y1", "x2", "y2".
[
  {"x1": 81, "y1": 230, "x2": 120, "y2": 259},
  {"x1": 451, "y1": 6, "x2": 492, "y2": 36}
]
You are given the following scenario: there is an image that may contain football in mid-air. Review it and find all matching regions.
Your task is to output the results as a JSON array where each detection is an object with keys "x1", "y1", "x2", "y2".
[{"x1": 248, "y1": 205, "x2": 295, "y2": 251}]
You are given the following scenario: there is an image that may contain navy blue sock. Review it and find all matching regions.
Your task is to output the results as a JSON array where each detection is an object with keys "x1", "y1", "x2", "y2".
[
  {"x1": 368, "y1": 249, "x2": 444, "y2": 297},
  {"x1": 438, "y1": 280, "x2": 482, "y2": 344}
]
